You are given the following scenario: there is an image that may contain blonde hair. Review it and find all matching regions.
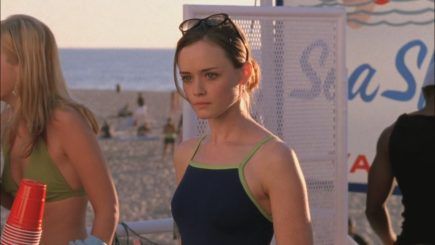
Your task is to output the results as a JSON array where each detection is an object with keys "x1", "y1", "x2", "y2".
[
  {"x1": 1, "y1": 14, "x2": 98, "y2": 154},
  {"x1": 173, "y1": 14, "x2": 261, "y2": 112}
]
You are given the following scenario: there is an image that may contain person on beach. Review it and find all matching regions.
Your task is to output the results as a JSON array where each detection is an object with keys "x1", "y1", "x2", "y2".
[
  {"x1": 100, "y1": 120, "x2": 112, "y2": 139},
  {"x1": 133, "y1": 96, "x2": 150, "y2": 136},
  {"x1": 162, "y1": 117, "x2": 177, "y2": 159},
  {"x1": 117, "y1": 103, "x2": 133, "y2": 118},
  {"x1": 136, "y1": 92, "x2": 145, "y2": 108},
  {"x1": 170, "y1": 13, "x2": 313, "y2": 244},
  {"x1": 176, "y1": 115, "x2": 183, "y2": 144},
  {"x1": 366, "y1": 61, "x2": 435, "y2": 245},
  {"x1": 0, "y1": 15, "x2": 119, "y2": 244},
  {"x1": 115, "y1": 83, "x2": 121, "y2": 93}
]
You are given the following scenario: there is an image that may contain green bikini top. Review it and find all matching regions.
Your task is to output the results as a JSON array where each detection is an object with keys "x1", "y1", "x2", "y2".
[{"x1": 1, "y1": 140, "x2": 86, "y2": 202}]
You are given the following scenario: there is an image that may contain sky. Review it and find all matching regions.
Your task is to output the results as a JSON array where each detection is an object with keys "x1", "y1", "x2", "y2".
[{"x1": 1, "y1": 0, "x2": 258, "y2": 49}]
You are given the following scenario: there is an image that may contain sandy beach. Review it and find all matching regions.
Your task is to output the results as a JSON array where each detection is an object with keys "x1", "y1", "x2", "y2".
[{"x1": 1, "y1": 88, "x2": 404, "y2": 244}]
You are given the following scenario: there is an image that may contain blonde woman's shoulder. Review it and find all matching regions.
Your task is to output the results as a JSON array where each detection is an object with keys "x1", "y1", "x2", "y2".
[
  {"x1": 49, "y1": 105, "x2": 92, "y2": 133},
  {"x1": 51, "y1": 104, "x2": 82, "y2": 120}
]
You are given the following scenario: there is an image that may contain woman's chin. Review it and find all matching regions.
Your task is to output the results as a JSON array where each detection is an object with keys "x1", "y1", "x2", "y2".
[
  {"x1": 196, "y1": 114, "x2": 211, "y2": 120},
  {"x1": 194, "y1": 110, "x2": 213, "y2": 120}
]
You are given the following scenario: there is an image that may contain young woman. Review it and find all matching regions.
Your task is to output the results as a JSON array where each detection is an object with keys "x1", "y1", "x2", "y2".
[
  {"x1": 1, "y1": 15, "x2": 119, "y2": 244},
  {"x1": 171, "y1": 13, "x2": 313, "y2": 245}
]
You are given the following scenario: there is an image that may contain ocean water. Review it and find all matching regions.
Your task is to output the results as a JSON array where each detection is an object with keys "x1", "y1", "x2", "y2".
[{"x1": 59, "y1": 49, "x2": 176, "y2": 91}]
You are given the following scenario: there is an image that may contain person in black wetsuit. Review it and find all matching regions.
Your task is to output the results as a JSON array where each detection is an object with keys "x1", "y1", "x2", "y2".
[
  {"x1": 366, "y1": 61, "x2": 435, "y2": 245},
  {"x1": 170, "y1": 13, "x2": 313, "y2": 245}
]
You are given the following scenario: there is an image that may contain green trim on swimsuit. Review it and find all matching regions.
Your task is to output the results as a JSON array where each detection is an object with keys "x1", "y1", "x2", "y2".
[
  {"x1": 189, "y1": 162, "x2": 239, "y2": 170},
  {"x1": 238, "y1": 136, "x2": 274, "y2": 222}
]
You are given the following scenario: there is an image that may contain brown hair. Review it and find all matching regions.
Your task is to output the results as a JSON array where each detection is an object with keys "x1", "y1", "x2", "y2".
[{"x1": 173, "y1": 14, "x2": 261, "y2": 111}]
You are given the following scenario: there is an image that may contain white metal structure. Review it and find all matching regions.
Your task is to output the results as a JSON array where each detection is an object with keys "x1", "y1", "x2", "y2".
[
  {"x1": 181, "y1": 5, "x2": 348, "y2": 245},
  {"x1": 113, "y1": 218, "x2": 173, "y2": 237}
]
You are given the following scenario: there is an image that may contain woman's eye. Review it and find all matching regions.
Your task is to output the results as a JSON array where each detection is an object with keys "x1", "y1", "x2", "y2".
[
  {"x1": 181, "y1": 75, "x2": 192, "y2": 83},
  {"x1": 205, "y1": 72, "x2": 218, "y2": 80}
]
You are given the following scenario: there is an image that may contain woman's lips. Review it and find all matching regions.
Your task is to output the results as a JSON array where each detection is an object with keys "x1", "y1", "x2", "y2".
[{"x1": 193, "y1": 102, "x2": 210, "y2": 108}]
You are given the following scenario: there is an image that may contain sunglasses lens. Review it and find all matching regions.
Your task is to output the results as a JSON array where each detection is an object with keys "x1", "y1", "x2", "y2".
[
  {"x1": 180, "y1": 19, "x2": 200, "y2": 33},
  {"x1": 180, "y1": 14, "x2": 229, "y2": 33},
  {"x1": 204, "y1": 14, "x2": 227, "y2": 26}
]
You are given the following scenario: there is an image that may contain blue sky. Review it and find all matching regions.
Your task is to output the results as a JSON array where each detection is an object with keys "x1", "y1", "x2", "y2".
[{"x1": 1, "y1": 0, "x2": 258, "y2": 48}]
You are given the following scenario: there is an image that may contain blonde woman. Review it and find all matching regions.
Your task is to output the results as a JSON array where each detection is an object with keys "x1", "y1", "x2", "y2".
[
  {"x1": 171, "y1": 13, "x2": 313, "y2": 244},
  {"x1": 0, "y1": 15, "x2": 119, "y2": 244}
]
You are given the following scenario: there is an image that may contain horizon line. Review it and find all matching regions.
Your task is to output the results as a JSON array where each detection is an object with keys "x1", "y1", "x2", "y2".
[{"x1": 59, "y1": 47, "x2": 175, "y2": 50}]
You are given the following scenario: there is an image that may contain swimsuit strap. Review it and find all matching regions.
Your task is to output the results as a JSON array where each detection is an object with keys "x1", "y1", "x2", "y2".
[
  {"x1": 239, "y1": 135, "x2": 275, "y2": 168},
  {"x1": 190, "y1": 135, "x2": 207, "y2": 161}
]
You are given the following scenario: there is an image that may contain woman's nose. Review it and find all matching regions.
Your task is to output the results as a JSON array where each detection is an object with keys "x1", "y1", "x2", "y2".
[{"x1": 193, "y1": 79, "x2": 206, "y2": 96}]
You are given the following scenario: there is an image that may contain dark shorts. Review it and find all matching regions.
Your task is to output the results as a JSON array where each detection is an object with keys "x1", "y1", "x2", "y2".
[{"x1": 164, "y1": 137, "x2": 175, "y2": 144}]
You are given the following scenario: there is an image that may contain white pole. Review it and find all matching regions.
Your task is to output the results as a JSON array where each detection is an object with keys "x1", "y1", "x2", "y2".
[
  {"x1": 115, "y1": 218, "x2": 174, "y2": 236},
  {"x1": 88, "y1": 218, "x2": 174, "y2": 237},
  {"x1": 260, "y1": 0, "x2": 274, "y2": 6}
]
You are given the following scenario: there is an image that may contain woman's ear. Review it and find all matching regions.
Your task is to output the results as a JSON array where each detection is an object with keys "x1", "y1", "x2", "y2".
[{"x1": 239, "y1": 62, "x2": 252, "y2": 85}]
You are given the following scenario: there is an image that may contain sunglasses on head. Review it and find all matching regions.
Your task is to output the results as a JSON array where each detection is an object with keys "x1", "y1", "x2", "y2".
[
  {"x1": 179, "y1": 13, "x2": 231, "y2": 33},
  {"x1": 179, "y1": 13, "x2": 250, "y2": 62}
]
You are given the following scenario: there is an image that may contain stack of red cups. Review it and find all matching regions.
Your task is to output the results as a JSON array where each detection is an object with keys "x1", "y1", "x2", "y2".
[{"x1": 1, "y1": 179, "x2": 46, "y2": 245}]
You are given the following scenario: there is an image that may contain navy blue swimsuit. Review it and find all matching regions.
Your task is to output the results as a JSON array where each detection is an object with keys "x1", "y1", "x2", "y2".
[{"x1": 171, "y1": 136, "x2": 274, "y2": 245}]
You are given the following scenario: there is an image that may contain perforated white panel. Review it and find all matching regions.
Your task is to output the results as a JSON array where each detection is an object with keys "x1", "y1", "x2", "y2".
[{"x1": 182, "y1": 6, "x2": 347, "y2": 245}]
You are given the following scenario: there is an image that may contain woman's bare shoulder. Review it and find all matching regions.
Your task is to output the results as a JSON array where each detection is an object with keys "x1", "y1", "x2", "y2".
[
  {"x1": 256, "y1": 136, "x2": 299, "y2": 171},
  {"x1": 263, "y1": 136, "x2": 293, "y2": 156},
  {"x1": 253, "y1": 125, "x2": 295, "y2": 161},
  {"x1": 48, "y1": 105, "x2": 95, "y2": 140},
  {"x1": 173, "y1": 137, "x2": 203, "y2": 182},
  {"x1": 254, "y1": 136, "x2": 308, "y2": 195},
  {"x1": 174, "y1": 137, "x2": 200, "y2": 165},
  {"x1": 50, "y1": 105, "x2": 88, "y2": 127}
]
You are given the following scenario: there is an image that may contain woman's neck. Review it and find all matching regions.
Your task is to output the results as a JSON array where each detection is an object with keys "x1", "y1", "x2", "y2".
[{"x1": 207, "y1": 103, "x2": 255, "y2": 144}]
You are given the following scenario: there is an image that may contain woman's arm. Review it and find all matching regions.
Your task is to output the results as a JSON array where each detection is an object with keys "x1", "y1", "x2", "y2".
[
  {"x1": 54, "y1": 108, "x2": 119, "y2": 244},
  {"x1": 263, "y1": 142, "x2": 313, "y2": 245},
  {"x1": 366, "y1": 126, "x2": 396, "y2": 244}
]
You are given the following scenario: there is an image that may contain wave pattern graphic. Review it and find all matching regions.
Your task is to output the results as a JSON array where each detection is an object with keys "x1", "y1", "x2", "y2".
[
  {"x1": 297, "y1": 0, "x2": 435, "y2": 27},
  {"x1": 348, "y1": 8, "x2": 434, "y2": 16},
  {"x1": 347, "y1": 19, "x2": 434, "y2": 26},
  {"x1": 310, "y1": 0, "x2": 376, "y2": 7},
  {"x1": 309, "y1": 0, "x2": 434, "y2": 7}
]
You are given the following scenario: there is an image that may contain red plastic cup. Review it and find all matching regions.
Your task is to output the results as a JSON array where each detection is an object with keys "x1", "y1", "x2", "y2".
[
  {"x1": 6, "y1": 179, "x2": 47, "y2": 231},
  {"x1": 3, "y1": 223, "x2": 42, "y2": 238},
  {"x1": 1, "y1": 223, "x2": 42, "y2": 245},
  {"x1": 375, "y1": 0, "x2": 390, "y2": 4},
  {"x1": 2, "y1": 228, "x2": 40, "y2": 244}
]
